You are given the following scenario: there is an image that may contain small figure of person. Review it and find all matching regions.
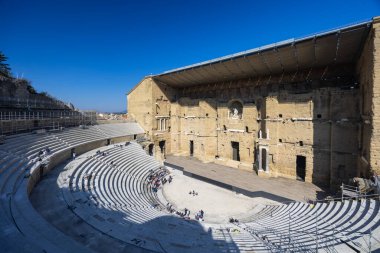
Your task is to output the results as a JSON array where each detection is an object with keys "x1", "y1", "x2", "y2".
[{"x1": 72, "y1": 152, "x2": 76, "y2": 160}]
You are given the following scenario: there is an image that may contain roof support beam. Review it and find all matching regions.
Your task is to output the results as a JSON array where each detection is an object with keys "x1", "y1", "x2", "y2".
[
  {"x1": 292, "y1": 42, "x2": 299, "y2": 71},
  {"x1": 258, "y1": 52, "x2": 272, "y2": 74},
  {"x1": 275, "y1": 47, "x2": 285, "y2": 73},
  {"x1": 179, "y1": 71, "x2": 200, "y2": 85},
  {"x1": 243, "y1": 55, "x2": 259, "y2": 76},
  {"x1": 353, "y1": 24, "x2": 371, "y2": 62},
  {"x1": 169, "y1": 75, "x2": 182, "y2": 83},
  {"x1": 320, "y1": 66, "x2": 329, "y2": 80},
  {"x1": 305, "y1": 67, "x2": 313, "y2": 81},
  {"x1": 231, "y1": 58, "x2": 250, "y2": 77},
  {"x1": 191, "y1": 67, "x2": 209, "y2": 81},
  {"x1": 210, "y1": 64, "x2": 224, "y2": 78},
  {"x1": 291, "y1": 70, "x2": 298, "y2": 83},
  {"x1": 312, "y1": 36, "x2": 317, "y2": 67},
  {"x1": 220, "y1": 60, "x2": 236, "y2": 79},
  {"x1": 169, "y1": 73, "x2": 189, "y2": 85},
  {"x1": 334, "y1": 31, "x2": 341, "y2": 63},
  {"x1": 198, "y1": 66, "x2": 219, "y2": 81}
]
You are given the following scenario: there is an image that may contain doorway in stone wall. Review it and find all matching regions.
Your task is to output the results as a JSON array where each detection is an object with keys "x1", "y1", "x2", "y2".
[
  {"x1": 148, "y1": 144, "x2": 154, "y2": 156},
  {"x1": 261, "y1": 148, "x2": 267, "y2": 171},
  {"x1": 231, "y1": 141, "x2": 240, "y2": 161},
  {"x1": 296, "y1": 155, "x2": 306, "y2": 181},
  {"x1": 190, "y1": 140, "x2": 194, "y2": 157},
  {"x1": 159, "y1": 141, "x2": 165, "y2": 154}
]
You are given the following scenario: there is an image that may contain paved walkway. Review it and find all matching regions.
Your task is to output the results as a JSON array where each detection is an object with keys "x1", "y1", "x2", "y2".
[{"x1": 165, "y1": 155, "x2": 326, "y2": 202}]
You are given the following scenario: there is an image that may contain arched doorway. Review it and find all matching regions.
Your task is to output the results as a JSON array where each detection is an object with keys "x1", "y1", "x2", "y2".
[
  {"x1": 159, "y1": 140, "x2": 166, "y2": 159},
  {"x1": 148, "y1": 144, "x2": 154, "y2": 156},
  {"x1": 261, "y1": 149, "x2": 267, "y2": 171},
  {"x1": 159, "y1": 141, "x2": 165, "y2": 154}
]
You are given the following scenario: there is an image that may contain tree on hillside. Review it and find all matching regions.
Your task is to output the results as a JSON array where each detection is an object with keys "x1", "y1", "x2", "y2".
[{"x1": 0, "y1": 52, "x2": 11, "y2": 77}]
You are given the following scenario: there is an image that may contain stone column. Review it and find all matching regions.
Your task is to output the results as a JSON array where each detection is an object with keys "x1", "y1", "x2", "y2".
[{"x1": 258, "y1": 147, "x2": 263, "y2": 171}]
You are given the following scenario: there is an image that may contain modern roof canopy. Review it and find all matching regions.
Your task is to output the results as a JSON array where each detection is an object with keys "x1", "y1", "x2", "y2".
[{"x1": 153, "y1": 19, "x2": 372, "y2": 88}]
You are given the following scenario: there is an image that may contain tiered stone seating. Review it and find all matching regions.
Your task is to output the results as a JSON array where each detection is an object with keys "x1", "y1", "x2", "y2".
[
  {"x1": 63, "y1": 144, "x2": 166, "y2": 224},
  {"x1": 95, "y1": 123, "x2": 144, "y2": 138},
  {"x1": 0, "y1": 123, "x2": 144, "y2": 253},
  {"x1": 1, "y1": 122, "x2": 379, "y2": 252},
  {"x1": 60, "y1": 142, "x2": 268, "y2": 252},
  {"x1": 238, "y1": 199, "x2": 380, "y2": 252}
]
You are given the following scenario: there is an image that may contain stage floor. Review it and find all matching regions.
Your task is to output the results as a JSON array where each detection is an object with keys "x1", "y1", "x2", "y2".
[{"x1": 165, "y1": 155, "x2": 326, "y2": 202}]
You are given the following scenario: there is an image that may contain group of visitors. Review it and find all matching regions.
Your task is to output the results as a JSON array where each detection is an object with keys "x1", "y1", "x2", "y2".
[
  {"x1": 229, "y1": 217, "x2": 239, "y2": 223},
  {"x1": 189, "y1": 190, "x2": 198, "y2": 196},
  {"x1": 161, "y1": 175, "x2": 173, "y2": 185},
  {"x1": 148, "y1": 168, "x2": 169, "y2": 192},
  {"x1": 166, "y1": 204, "x2": 199, "y2": 220},
  {"x1": 38, "y1": 147, "x2": 51, "y2": 160},
  {"x1": 114, "y1": 144, "x2": 124, "y2": 149},
  {"x1": 195, "y1": 210, "x2": 205, "y2": 221},
  {"x1": 176, "y1": 208, "x2": 191, "y2": 219},
  {"x1": 95, "y1": 150, "x2": 109, "y2": 157}
]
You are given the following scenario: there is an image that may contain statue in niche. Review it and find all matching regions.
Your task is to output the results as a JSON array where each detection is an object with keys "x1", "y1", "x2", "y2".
[
  {"x1": 232, "y1": 108, "x2": 239, "y2": 118},
  {"x1": 229, "y1": 100, "x2": 243, "y2": 119}
]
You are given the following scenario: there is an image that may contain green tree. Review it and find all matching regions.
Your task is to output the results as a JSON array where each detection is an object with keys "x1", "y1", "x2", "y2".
[{"x1": 0, "y1": 51, "x2": 11, "y2": 77}]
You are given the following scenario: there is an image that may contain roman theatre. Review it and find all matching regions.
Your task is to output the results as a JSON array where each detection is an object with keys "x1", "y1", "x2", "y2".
[{"x1": 1, "y1": 17, "x2": 380, "y2": 253}]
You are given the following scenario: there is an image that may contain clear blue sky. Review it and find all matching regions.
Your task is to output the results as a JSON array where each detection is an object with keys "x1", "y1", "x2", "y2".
[{"x1": 2, "y1": 0, "x2": 379, "y2": 112}]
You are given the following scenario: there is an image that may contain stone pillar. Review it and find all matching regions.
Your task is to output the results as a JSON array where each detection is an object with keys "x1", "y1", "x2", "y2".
[
  {"x1": 258, "y1": 147, "x2": 263, "y2": 171},
  {"x1": 370, "y1": 17, "x2": 380, "y2": 174},
  {"x1": 360, "y1": 17, "x2": 380, "y2": 175}
]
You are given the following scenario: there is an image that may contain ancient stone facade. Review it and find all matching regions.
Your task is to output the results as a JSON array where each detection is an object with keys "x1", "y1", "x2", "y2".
[{"x1": 128, "y1": 17, "x2": 380, "y2": 189}]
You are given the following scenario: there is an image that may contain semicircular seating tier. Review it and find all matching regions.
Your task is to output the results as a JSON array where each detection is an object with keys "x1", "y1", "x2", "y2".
[
  {"x1": 0, "y1": 123, "x2": 144, "y2": 253},
  {"x1": 1, "y1": 122, "x2": 380, "y2": 253},
  {"x1": 60, "y1": 142, "x2": 269, "y2": 252},
  {"x1": 237, "y1": 198, "x2": 380, "y2": 252}
]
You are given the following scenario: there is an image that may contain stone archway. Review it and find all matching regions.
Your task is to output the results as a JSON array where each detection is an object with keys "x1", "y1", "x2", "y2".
[{"x1": 148, "y1": 144, "x2": 154, "y2": 156}]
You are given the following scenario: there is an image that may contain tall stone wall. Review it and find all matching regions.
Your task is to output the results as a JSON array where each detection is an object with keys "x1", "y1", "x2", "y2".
[
  {"x1": 127, "y1": 78, "x2": 153, "y2": 134},
  {"x1": 128, "y1": 77, "x2": 176, "y2": 161},
  {"x1": 357, "y1": 17, "x2": 380, "y2": 177},
  {"x1": 128, "y1": 73, "x2": 363, "y2": 189}
]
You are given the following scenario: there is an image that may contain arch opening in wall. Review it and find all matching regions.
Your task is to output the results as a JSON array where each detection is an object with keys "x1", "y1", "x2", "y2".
[
  {"x1": 261, "y1": 148, "x2": 267, "y2": 171},
  {"x1": 159, "y1": 140, "x2": 165, "y2": 154},
  {"x1": 228, "y1": 100, "x2": 243, "y2": 119},
  {"x1": 231, "y1": 141, "x2": 240, "y2": 161},
  {"x1": 296, "y1": 155, "x2": 306, "y2": 181},
  {"x1": 148, "y1": 144, "x2": 154, "y2": 156},
  {"x1": 190, "y1": 140, "x2": 194, "y2": 157}
]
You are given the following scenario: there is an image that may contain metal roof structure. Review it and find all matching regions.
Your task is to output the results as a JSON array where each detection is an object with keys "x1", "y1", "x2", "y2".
[{"x1": 153, "y1": 19, "x2": 372, "y2": 88}]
